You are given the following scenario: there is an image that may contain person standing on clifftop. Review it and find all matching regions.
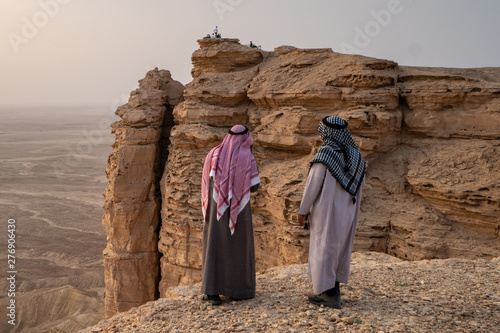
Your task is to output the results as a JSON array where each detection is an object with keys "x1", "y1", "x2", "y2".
[
  {"x1": 201, "y1": 125, "x2": 260, "y2": 306},
  {"x1": 297, "y1": 116, "x2": 365, "y2": 309}
]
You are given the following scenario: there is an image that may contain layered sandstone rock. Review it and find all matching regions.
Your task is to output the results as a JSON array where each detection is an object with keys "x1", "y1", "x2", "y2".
[
  {"x1": 157, "y1": 39, "x2": 499, "y2": 296},
  {"x1": 102, "y1": 68, "x2": 184, "y2": 317},
  {"x1": 103, "y1": 39, "x2": 500, "y2": 317}
]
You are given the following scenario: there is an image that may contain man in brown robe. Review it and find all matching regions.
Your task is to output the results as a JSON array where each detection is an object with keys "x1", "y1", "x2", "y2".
[{"x1": 201, "y1": 125, "x2": 260, "y2": 305}]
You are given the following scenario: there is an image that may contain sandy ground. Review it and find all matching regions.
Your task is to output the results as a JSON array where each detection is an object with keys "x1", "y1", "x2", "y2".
[
  {"x1": 81, "y1": 251, "x2": 500, "y2": 333},
  {"x1": 0, "y1": 106, "x2": 118, "y2": 333}
]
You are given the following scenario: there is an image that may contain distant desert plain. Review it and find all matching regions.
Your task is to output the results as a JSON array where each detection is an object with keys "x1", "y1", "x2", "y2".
[{"x1": 0, "y1": 106, "x2": 119, "y2": 332}]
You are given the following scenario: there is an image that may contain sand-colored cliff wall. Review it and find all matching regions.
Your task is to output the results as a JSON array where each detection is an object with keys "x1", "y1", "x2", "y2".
[
  {"x1": 103, "y1": 39, "x2": 500, "y2": 317},
  {"x1": 102, "y1": 69, "x2": 184, "y2": 317}
]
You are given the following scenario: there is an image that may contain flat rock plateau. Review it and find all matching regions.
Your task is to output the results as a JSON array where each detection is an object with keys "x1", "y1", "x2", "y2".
[{"x1": 81, "y1": 251, "x2": 499, "y2": 332}]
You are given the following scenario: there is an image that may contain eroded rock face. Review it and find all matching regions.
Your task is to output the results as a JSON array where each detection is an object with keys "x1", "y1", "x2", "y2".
[
  {"x1": 103, "y1": 39, "x2": 500, "y2": 316},
  {"x1": 157, "y1": 39, "x2": 500, "y2": 296},
  {"x1": 102, "y1": 68, "x2": 184, "y2": 318}
]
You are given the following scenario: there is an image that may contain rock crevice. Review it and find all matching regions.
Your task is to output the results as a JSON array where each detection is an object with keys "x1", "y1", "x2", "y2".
[{"x1": 102, "y1": 68, "x2": 184, "y2": 317}]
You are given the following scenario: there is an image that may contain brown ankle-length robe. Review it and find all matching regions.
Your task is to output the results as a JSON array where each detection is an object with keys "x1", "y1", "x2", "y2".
[{"x1": 201, "y1": 179, "x2": 259, "y2": 299}]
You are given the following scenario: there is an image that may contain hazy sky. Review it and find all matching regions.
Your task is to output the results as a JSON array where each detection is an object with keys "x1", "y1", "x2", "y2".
[{"x1": 1, "y1": 0, "x2": 499, "y2": 109}]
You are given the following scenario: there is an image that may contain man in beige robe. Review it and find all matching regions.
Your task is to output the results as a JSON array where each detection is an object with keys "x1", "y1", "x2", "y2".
[{"x1": 298, "y1": 116, "x2": 365, "y2": 309}]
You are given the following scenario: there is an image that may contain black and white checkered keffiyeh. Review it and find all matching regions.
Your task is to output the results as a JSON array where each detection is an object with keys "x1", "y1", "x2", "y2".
[{"x1": 310, "y1": 116, "x2": 365, "y2": 204}]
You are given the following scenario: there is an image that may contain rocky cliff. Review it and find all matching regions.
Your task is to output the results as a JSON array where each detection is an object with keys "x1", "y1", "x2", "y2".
[
  {"x1": 103, "y1": 38, "x2": 500, "y2": 317},
  {"x1": 102, "y1": 69, "x2": 184, "y2": 317}
]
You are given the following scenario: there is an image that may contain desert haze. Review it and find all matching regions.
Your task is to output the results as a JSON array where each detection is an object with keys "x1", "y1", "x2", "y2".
[{"x1": 0, "y1": 107, "x2": 117, "y2": 332}]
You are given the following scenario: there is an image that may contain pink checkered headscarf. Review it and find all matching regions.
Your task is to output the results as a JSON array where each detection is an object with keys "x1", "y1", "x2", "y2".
[{"x1": 201, "y1": 125, "x2": 260, "y2": 235}]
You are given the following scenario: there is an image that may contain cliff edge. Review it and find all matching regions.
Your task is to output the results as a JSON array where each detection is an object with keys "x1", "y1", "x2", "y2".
[
  {"x1": 81, "y1": 252, "x2": 500, "y2": 332},
  {"x1": 102, "y1": 38, "x2": 500, "y2": 318}
]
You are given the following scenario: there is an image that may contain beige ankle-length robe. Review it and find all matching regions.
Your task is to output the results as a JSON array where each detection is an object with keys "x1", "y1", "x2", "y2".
[{"x1": 299, "y1": 163, "x2": 363, "y2": 294}]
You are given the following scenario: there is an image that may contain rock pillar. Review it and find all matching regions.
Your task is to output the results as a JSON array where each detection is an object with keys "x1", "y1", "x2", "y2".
[{"x1": 102, "y1": 69, "x2": 184, "y2": 317}]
